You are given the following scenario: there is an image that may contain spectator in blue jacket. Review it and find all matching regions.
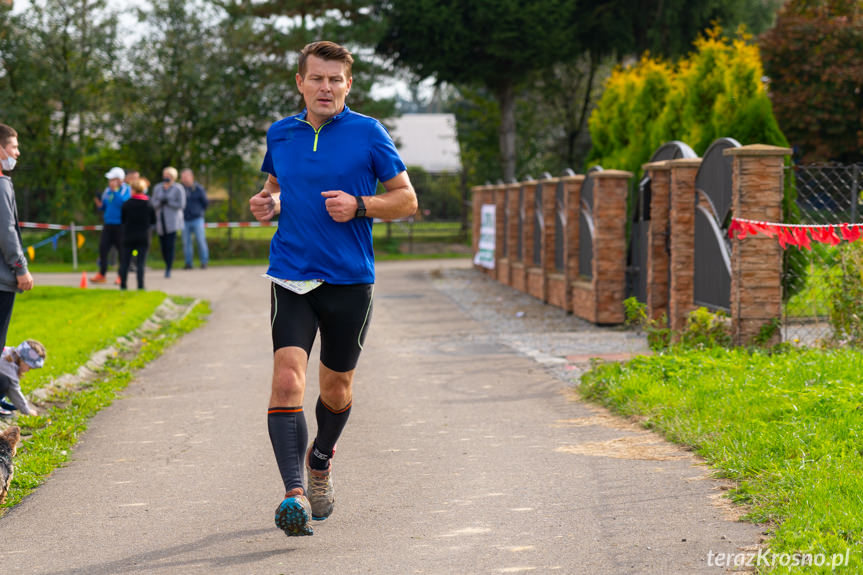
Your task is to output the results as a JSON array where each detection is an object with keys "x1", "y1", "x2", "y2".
[
  {"x1": 92, "y1": 167, "x2": 130, "y2": 284},
  {"x1": 180, "y1": 168, "x2": 209, "y2": 270}
]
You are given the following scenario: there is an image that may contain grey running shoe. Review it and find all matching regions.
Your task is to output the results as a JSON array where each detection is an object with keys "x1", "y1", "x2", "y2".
[
  {"x1": 306, "y1": 446, "x2": 335, "y2": 521},
  {"x1": 275, "y1": 488, "x2": 314, "y2": 536}
]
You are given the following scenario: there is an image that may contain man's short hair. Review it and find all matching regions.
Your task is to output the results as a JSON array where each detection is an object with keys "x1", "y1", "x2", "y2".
[
  {"x1": 0, "y1": 124, "x2": 17, "y2": 149},
  {"x1": 298, "y1": 41, "x2": 353, "y2": 78}
]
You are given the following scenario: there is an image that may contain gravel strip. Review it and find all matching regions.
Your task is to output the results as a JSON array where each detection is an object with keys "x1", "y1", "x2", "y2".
[{"x1": 431, "y1": 267, "x2": 650, "y2": 379}]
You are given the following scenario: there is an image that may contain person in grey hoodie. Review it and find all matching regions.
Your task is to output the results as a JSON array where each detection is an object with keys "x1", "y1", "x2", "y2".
[
  {"x1": 0, "y1": 124, "x2": 33, "y2": 350},
  {"x1": 150, "y1": 166, "x2": 185, "y2": 278}
]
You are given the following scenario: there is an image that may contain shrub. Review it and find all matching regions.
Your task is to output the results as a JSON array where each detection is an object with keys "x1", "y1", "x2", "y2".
[{"x1": 589, "y1": 26, "x2": 789, "y2": 175}]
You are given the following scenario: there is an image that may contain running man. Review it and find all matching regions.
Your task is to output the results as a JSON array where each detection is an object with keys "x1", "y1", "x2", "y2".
[{"x1": 249, "y1": 40, "x2": 417, "y2": 537}]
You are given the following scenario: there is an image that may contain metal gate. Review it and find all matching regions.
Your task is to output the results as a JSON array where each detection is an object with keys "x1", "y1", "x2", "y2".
[
  {"x1": 578, "y1": 167, "x2": 602, "y2": 279},
  {"x1": 626, "y1": 141, "x2": 697, "y2": 302},
  {"x1": 555, "y1": 169, "x2": 576, "y2": 272},
  {"x1": 533, "y1": 173, "x2": 552, "y2": 266},
  {"x1": 693, "y1": 138, "x2": 740, "y2": 311}
]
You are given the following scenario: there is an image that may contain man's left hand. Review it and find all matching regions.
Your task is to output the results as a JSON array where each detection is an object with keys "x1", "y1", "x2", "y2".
[{"x1": 322, "y1": 190, "x2": 359, "y2": 223}]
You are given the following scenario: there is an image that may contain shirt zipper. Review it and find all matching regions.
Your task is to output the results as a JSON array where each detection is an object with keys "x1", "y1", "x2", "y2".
[{"x1": 296, "y1": 118, "x2": 334, "y2": 152}]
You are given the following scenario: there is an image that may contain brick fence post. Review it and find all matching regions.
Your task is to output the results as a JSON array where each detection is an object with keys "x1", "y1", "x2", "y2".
[
  {"x1": 724, "y1": 144, "x2": 791, "y2": 346},
  {"x1": 491, "y1": 183, "x2": 506, "y2": 282},
  {"x1": 547, "y1": 174, "x2": 583, "y2": 311},
  {"x1": 641, "y1": 161, "x2": 672, "y2": 322},
  {"x1": 512, "y1": 177, "x2": 536, "y2": 293},
  {"x1": 501, "y1": 180, "x2": 521, "y2": 287},
  {"x1": 668, "y1": 158, "x2": 702, "y2": 332},
  {"x1": 572, "y1": 169, "x2": 632, "y2": 325}
]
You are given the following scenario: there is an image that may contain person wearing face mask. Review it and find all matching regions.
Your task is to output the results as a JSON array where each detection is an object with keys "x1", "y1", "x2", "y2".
[
  {"x1": 0, "y1": 123, "x2": 33, "y2": 351},
  {"x1": 150, "y1": 166, "x2": 185, "y2": 278},
  {"x1": 91, "y1": 166, "x2": 131, "y2": 284}
]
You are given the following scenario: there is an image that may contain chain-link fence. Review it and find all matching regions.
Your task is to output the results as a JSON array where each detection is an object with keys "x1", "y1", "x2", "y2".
[{"x1": 783, "y1": 164, "x2": 863, "y2": 346}]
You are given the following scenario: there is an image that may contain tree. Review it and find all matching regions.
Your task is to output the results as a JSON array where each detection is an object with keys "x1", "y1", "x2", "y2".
[
  {"x1": 0, "y1": 0, "x2": 121, "y2": 221},
  {"x1": 760, "y1": 0, "x2": 863, "y2": 163},
  {"x1": 585, "y1": 0, "x2": 784, "y2": 60},
  {"x1": 377, "y1": 0, "x2": 580, "y2": 181}
]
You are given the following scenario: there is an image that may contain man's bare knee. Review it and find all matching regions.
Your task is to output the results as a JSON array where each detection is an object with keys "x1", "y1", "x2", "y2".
[
  {"x1": 319, "y1": 364, "x2": 354, "y2": 410},
  {"x1": 270, "y1": 347, "x2": 308, "y2": 407}
]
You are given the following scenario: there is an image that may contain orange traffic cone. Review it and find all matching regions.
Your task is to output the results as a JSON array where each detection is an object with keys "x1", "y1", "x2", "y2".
[{"x1": 80, "y1": 271, "x2": 87, "y2": 289}]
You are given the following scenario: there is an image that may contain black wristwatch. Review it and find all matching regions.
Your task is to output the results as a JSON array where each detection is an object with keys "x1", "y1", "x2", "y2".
[{"x1": 355, "y1": 195, "x2": 367, "y2": 218}]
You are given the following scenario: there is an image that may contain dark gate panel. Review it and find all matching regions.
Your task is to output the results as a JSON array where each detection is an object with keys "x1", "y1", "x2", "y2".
[
  {"x1": 693, "y1": 137, "x2": 740, "y2": 311},
  {"x1": 627, "y1": 177, "x2": 650, "y2": 302},
  {"x1": 578, "y1": 167, "x2": 602, "y2": 279},
  {"x1": 627, "y1": 141, "x2": 697, "y2": 302}
]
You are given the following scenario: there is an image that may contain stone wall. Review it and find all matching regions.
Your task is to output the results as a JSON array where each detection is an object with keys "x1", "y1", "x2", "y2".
[{"x1": 470, "y1": 143, "x2": 789, "y2": 339}]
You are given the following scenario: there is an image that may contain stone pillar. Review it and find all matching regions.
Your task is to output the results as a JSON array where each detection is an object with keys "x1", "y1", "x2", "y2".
[
  {"x1": 512, "y1": 178, "x2": 537, "y2": 293},
  {"x1": 642, "y1": 161, "x2": 672, "y2": 322},
  {"x1": 492, "y1": 184, "x2": 507, "y2": 282},
  {"x1": 503, "y1": 181, "x2": 522, "y2": 289},
  {"x1": 725, "y1": 145, "x2": 791, "y2": 346},
  {"x1": 668, "y1": 158, "x2": 702, "y2": 332},
  {"x1": 571, "y1": 170, "x2": 632, "y2": 324}
]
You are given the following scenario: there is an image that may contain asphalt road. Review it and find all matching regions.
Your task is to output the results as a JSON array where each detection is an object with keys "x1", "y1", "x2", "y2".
[{"x1": 0, "y1": 261, "x2": 761, "y2": 574}]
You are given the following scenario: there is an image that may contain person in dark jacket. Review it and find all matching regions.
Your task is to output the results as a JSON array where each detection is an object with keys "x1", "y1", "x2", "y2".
[
  {"x1": 0, "y1": 124, "x2": 33, "y2": 351},
  {"x1": 119, "y1": 178, "x2": 156, "y2": 290},
  {"x1": 180, "y1": 169, "x2": 209, "y2": 269}
]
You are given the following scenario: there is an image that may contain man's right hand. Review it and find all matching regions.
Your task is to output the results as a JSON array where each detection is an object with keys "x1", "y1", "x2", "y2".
[
  {"x1": 250, "y1": 188, "x2": 277, "y2": 222},
  {"x1": 17, "y1": 271, "x2": 33, "y2": 292}
]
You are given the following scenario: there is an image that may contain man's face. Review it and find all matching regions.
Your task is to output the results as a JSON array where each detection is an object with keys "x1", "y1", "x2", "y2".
[
  {"x1": 180, "y1": 171, "x2": 194, "y2": 187},
  {"x1": 125, "y1": 172, "x2": 140, "y2": 186},
  {"x1": 1, "y1": 136, "x2": 20, "y2": 161},
  {"x1": 296, "y1": 55, "x2": 352, "y2": 127},
  {"x1": 108, "y1": 177, "x2": 122, "y2": 190}
]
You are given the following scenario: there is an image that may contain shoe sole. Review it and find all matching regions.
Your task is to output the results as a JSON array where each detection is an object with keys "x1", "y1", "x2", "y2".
[{"x1": 275, "y1": 497, "x2": 314, "y2": 536}]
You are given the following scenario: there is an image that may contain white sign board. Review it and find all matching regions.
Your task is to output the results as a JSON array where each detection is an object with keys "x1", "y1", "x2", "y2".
[{"x1": 473, "y1": 204, "x2": 496, "y2": 269}]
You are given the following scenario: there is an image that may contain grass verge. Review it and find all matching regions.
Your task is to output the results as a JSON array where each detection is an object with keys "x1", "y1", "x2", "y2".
[
  {"x1": 579, "y1": 346, "x2": 863, "y2": 574},
  {"x1": 7, "y1": 287, "x2": 168, "y2": 394},
  {"x1": 0, "y1": 298, "x2": 210, "y2": 514}
]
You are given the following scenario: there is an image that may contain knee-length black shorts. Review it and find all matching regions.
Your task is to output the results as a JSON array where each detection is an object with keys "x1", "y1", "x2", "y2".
[{"x1": 270, "y1": 282, "x2": 374, "y2": 373}]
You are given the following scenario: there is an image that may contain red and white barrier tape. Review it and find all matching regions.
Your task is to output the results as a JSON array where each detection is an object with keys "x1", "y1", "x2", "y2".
[
  {"x1": 204, "y1": 221, "x2": 277, "y2": 228},
  {"x1": 729, "y1": 217, "x2": 863, "y2": 249},
  {"x1": 21, "y1": 221, "x2": 277, "y2": 232}
]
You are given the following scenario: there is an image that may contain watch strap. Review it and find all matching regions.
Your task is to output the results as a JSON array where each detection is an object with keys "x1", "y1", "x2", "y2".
[{"x1": 355, "y1": 195, "x2": 367, "y2": 218}]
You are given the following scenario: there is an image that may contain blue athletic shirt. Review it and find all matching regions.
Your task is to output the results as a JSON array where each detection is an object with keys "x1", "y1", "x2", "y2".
[
  {"x1": 260, "y1": 106, "x2": 406, "y2": 285},
  {"x1": 100, "y1": 183, "x2": 131, "y2": 225}
]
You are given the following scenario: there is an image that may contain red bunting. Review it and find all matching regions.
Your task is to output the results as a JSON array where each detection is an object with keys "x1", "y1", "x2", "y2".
[{"x1": 730, "y1": 218, "x2": 863, "y2": 250}]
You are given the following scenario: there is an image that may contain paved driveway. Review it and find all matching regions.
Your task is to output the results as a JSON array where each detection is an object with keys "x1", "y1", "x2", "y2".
[{"x1": 0, "y1": 261, "x2": 761, "y2": 574}]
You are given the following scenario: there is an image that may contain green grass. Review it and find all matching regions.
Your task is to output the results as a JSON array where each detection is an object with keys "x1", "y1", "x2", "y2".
[
  {"x1": 1, "y1": 297, "x2": 210, "y2": 512},
  {"x1": 785, "y1": 264, "x2": 839, "y2": 318},
  {"x1": 580, "y1": 347, "x2": 863, "y2": 573},
  {"x1": 8, "y1": 287, "x2": 167, "y2": 394}
]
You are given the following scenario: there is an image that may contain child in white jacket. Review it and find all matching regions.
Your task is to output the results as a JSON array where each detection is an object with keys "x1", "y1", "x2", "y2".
[{"x1": 0, "y1": 340, "x2": 46, "y2": 417}]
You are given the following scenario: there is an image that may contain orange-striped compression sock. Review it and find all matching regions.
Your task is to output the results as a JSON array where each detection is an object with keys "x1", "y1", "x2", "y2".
[
  {"x1": 310, "y1": 397, "x2": 352, "y2": 471},
  {"x1": 268, "y1": 406, "x2": 308, "y2": 494}
]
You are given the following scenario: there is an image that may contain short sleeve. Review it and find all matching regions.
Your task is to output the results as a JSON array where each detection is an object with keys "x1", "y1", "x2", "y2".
[
  {"x1": 368, "y1": 121, "x2": 406, "y2": 184},
  {"x1": 261, "y1": 148, "x2": 274, "y2": 176}
]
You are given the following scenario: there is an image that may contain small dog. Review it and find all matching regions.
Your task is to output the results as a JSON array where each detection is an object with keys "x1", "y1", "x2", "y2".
[{"x1": 0, "y1": 425, "x2": 21, "y2": 504}]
